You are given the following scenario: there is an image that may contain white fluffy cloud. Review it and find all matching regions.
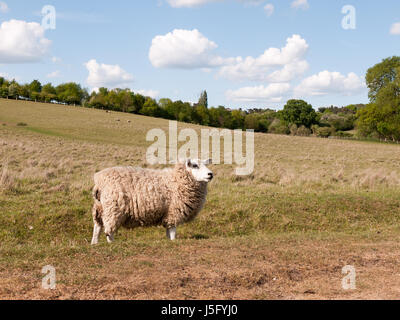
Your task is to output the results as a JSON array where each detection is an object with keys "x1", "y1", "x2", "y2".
[
  {"x1": 47, "y1": 70, "x2": 61, "y2": 78},
  {"x1": 0, "y1": 19, "x2": 51, "y2": 63},
  {"x1": 390, "y1": 22, "x2": 400, "y2": 35},
  {"x1": 149, "y1": 29, "x2": 233, "y2": 69},
  {"x1": 0, "y1": 2, "x2": 8, "y2": 13},
  {"x1": 226, "y1": 83, "x2": 290, "y2": 103},
  {"x1": 218, "y1": 34, "x2": 309, "y2": 82},
  {"x1": 149, "y1": 30, "x2": 308, "y2": 82},
  {"x1": 291, "y1": 0, "x2": 309, "y2": 10},
  {"x1": 136, "y1": 89, "x2": 159, "y2": 99},
  {"x1": 85, "y1": 59, "x2": 134, "y2": 89},
  {"x1": 294, "y1": 71, "x2": 365, "y2": 97},
  {"x1": 264, "y1": 3, "x2": 274, "y2": 16}
]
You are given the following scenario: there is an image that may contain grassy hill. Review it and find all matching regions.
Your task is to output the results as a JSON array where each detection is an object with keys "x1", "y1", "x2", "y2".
[{"x1": 1, "y1": 99, "x2": 400, "y2": 299}]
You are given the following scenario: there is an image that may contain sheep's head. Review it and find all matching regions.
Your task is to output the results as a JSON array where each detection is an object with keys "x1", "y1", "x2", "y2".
[{"x1": 185, "y1": 159, "x2": 213, "y2": 183}]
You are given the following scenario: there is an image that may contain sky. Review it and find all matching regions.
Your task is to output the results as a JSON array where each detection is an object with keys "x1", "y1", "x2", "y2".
[{"x1": 0, "y1": 0, "x2": 400, "y2": 110}]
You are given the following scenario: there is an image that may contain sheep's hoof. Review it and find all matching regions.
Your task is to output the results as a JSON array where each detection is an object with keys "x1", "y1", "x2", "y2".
[{"x1": 166, "y1": 227, "x2": 177, "y2": 241}]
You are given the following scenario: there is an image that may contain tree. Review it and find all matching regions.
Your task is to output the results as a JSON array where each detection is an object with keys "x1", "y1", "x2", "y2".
[
  {"x1": 0, "y1": 84, "x2": 8, "y2": 98},
  {"x1": 119, "y1": 89, "x2": 133, "y2": 113},
  {"x1": 366, "y1": 56, "x2": 400, "y2": 102},
  {"x1": 279, "y1": 99, "x2": 317, "y2": 128},
  {"x1": 42, "y1": 83, "x2": 56, "y2": 95},
  {"x1": 40, "y1": 83, "x2": 57, "y2": 103},
  {"x1": 231, "y1": 110, "x2": 245, "y2": 130},
  {"x1": 208, "y1": 106, "x2": 233, "y2": 128},
  {"x1": 244, "y1": 113, "x2": 261, "y2": 131},
  {"x1": 8, "y1": 82, "x2": 19, "y2": 99},
  {"x1": 28, "y1": 80, "x2": 42, "y2": 101},
  {"x1": 30, "y1": 91, "x2": 40, "y2": 102},
  {"x1": 162, "y1": 100, "x2": 190, "y2": 121},
  {"x1": 198, "y1": 90, "x2": 208, "y2": 108},
  {"x1": 56, "y1": 82, "x2": 87, "y2": 105},
  {"x1": 140, "y1": 98, "x2": 164, "y2": 117},
  {"x1": 319, "y1": 113, "x2": 354, "y2": 131},
  {"x1": 193, "y1": 104, "x2": 210, "y2": 125},
  {"x1": 268, "y1": 118, "x2": 289, "y2": 134},
  {"x1": 18, "y1": 84, "x2": 29, "y2": 98},
  {"x1": 107, "y1": 89, "x2": 122, "y2": 111},
  {"x1": 178, "y1": 102, "x2": 194, "y2": 122},
  {"x1": 159, "y1": 98, "x2": 172, "y2": 109},
  {"x1": 242, "y1": 110, "x2": 276, "y2": 132},
  {"x1": 29, "y1": 80, "x2": 42, "y2": 94},
  {"x1": 357, "y1": 57, "x2": 400, "y2": 141},
  {"x1": 131, "y1": 93, "x2": 146, "y2": 114}
]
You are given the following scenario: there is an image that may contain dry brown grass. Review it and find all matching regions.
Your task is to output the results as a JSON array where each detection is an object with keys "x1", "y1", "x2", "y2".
[
  {"x1": 2, "y1": 99, "x2": 400, "y2": 299},
  {"x1": 0, "y1": 165, "x2": 15, "y2": 191}
]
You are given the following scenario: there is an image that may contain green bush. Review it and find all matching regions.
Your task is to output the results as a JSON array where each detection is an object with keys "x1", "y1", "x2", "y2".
[
  {"x1": 311, "y1": 124, "x2": 320, "y2": 135},
  {"x1": 333, "y1": 131, "x2": 353, "y2": 138},
  {"x1": 296, "y1": 125, "x2": 311, "y2": 136},
  {"x1": 289, "y1": 124, "x2": 298, "y2": 136},
  {"x1": 316, "y1": 126, "x2": 334, "y2": 138},
  {"x1": 320, "y1": 113, "x2": 354, "y2": 131},
  {"x1": 268, "y1": 119, "x2": 289, "y2": 134}
]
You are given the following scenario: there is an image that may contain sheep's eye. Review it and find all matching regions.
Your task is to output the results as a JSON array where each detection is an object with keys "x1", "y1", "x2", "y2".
[{"x1": 192, "y1": 164, "x2": 199, "y2": 169}]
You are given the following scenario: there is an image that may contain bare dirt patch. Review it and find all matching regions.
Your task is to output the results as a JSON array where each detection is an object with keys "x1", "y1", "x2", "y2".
[{"x1": 1, "y1": 237, "x2": 400, "y2": 300}]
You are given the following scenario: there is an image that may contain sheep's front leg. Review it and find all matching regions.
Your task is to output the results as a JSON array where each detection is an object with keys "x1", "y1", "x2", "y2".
[
  {"x1": 91, "y1": 222, "x2": 102, "y2": 245},
  {"x1": 166, "y1": 227, "x2": 177, "y2": 241},
  {"x1": 106, "y1": 233, "x2": 114, "y2": 243}
]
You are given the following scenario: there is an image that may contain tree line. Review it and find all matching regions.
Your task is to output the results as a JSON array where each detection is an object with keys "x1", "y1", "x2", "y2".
[
  {"x1": 0, "y1": 78, "x2": 88, "y2": 105},
  {"x1": 1, "y1": 56, "x2": 399, "y2": 141}
]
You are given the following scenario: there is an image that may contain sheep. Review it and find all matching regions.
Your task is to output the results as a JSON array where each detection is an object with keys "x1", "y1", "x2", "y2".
[{"x1": 90, "y1": 159, "x2": 213, "y2": 245}]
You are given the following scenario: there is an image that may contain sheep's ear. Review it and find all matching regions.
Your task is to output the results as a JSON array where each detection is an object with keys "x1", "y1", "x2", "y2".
[
  {"x1": 186, "y1": 159, "x2": 192, "y2": 167},
  {"x1": 203, "y1": 159, "x2": 212, "y2": 165}
]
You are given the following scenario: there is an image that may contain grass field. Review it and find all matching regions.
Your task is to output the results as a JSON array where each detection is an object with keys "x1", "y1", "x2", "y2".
[{"x1": 1, "y1": 98, "x2": 400, "y2": 299}]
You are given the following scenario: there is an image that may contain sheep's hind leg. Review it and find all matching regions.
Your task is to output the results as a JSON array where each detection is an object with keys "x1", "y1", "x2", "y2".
[
  {"x1": 91, "y1": 222, "x2": 102, "y2": 245},
  {"x1": 166, "y1": 227, "x2": 177, "y2": 241}
]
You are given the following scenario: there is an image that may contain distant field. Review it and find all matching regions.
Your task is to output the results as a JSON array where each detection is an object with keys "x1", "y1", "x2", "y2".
[{"x1": 1, "y1": 98, "x2": 400, "y2": 299}]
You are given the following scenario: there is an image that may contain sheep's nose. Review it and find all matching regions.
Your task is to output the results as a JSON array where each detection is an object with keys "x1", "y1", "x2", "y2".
[{"x1": 208, "y1": 172, "x2": 214, "y2": 179}]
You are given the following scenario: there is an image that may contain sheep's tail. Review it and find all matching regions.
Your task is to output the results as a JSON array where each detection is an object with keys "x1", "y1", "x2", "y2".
[{"x1": 92, "y1": 185, "x2": 103, "y2": 226}]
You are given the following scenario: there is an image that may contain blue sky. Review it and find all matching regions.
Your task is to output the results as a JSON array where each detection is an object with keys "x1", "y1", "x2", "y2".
[{"x1": 0, "y1": 0, "x2": 400, "y2": 109}]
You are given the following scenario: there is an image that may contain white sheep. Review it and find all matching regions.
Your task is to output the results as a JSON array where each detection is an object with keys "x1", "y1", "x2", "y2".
[{"x1": 90, "y1": 159, "x2": 213, "y2": 244}]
